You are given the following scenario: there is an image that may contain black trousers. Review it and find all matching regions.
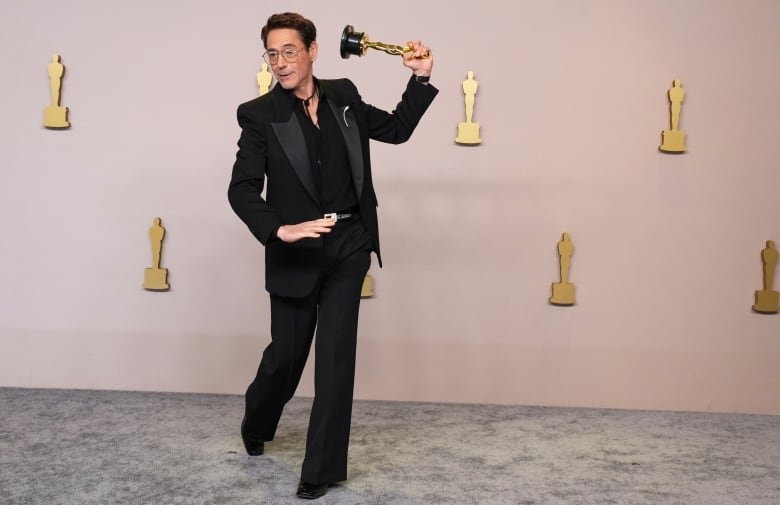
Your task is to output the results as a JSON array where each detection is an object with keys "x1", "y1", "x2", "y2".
[{"x1": 243, "y1": 217, "x2": 372, "y2": 484}]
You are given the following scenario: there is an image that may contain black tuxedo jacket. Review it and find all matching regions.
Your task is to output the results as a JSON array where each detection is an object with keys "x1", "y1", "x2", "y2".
[{"x1": 229, "y1": 76, "x2": 438, "y2": 297}]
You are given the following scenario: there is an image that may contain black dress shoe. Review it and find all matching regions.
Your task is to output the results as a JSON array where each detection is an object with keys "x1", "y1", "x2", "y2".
[
  {"x1": 296, "y1": 481, "x2": 328, "y2": 500},
  {"x1": 240, "y1": 416, "x2": 264, "y2": 456}
]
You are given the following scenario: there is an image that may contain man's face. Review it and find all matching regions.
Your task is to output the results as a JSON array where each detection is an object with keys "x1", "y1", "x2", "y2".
[{"x1": 264, "y1": 28, "x2": 317, "y2": 94}]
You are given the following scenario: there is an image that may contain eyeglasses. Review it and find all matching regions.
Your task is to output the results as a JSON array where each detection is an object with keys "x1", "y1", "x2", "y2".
[{"x1": 262, "y1": 47, "x2": 302, "y2": 65}]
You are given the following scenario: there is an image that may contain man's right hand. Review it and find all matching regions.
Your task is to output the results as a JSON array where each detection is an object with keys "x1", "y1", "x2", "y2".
[{"x1": 276, "y1": 218, "x2": 336, "y2": 243}]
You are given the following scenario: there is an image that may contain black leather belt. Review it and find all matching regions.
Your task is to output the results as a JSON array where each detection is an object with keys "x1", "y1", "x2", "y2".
[{"x1": 324, "y1": 206, "x2": 359, "y2": 222}]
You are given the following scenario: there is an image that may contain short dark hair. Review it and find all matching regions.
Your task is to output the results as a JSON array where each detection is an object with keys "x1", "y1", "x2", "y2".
[{"x1": 261, "y1": 12, "x2": 317, "y2": 49}]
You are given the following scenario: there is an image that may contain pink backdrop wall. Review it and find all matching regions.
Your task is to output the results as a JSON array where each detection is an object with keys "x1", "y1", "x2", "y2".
[{"x1": 1, "y1": 0, "x2": 778, "y2": 414}]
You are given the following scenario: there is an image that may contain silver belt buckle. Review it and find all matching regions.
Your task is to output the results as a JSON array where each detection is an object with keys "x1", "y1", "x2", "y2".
[{"x1": 324, "y1": 212, "x2": 352, "y2": 222}]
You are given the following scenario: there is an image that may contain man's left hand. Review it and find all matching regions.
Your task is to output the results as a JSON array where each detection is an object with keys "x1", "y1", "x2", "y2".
[{"x1": 402, "y1": 40, "x2": 433, "y2": 78}]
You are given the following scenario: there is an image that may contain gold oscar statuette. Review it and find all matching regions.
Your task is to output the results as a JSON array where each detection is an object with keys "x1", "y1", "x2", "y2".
[
  {"x1": 659, "y1": 79, "x2": 686, "y2": 153},
  {"x1": 143, "y1": 217, "x2": 170, "y2": 291},
  {"x1": 752, "y1": 240, "x2": 779, "y2": 314},
  {"x1": 550, "y1": 232, "x2": 576, "y2": 306},
  {"x1": 43, "y1": 54, "x2": 70, "y2": 128},
  {"x1": 455, "y1": 70, "x2": 481, "y2": 145},
  {"x1": 340, "y1": 25, "x2": 430, "y2": 59}
]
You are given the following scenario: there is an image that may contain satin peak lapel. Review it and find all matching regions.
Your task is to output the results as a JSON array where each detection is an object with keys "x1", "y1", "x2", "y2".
[
  {"x1": 329, "y1": 101, "x2": 365, "y2": 200},
  {"x1": 271, "y1": 114, "x2": 320, "y2": 207}
]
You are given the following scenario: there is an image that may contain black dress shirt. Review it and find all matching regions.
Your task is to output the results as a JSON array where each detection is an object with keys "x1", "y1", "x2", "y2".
[
  {"x1": 292, "y1": 82, "x2": 359, "y2": 214},
  {"x1": 269, "y1": 82, "x2": 360, "y2": 242}
]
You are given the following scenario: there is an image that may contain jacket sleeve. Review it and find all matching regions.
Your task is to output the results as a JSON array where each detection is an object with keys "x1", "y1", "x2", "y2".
[
  {"x1": 227, "y1": 103, "x2": 283, "y2": 245},
  {"x1": 353, "y1": 76, "x2": 438, "y2": 144}
]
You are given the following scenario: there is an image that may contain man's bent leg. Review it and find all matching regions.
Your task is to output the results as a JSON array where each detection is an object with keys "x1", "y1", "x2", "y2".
[{"x1": 244, "y1": 291, "x2": 318, "y2": 442}]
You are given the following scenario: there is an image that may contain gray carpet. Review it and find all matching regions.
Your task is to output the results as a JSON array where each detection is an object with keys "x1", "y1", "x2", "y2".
[{"x1": 0, "y1": 388, "x2": 778, "y2": 504}]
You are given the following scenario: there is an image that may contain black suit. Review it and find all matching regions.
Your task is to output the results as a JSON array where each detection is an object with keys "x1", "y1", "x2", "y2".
[{"x1": 228, "y1": 75, "x2": 437, "y2": 483}]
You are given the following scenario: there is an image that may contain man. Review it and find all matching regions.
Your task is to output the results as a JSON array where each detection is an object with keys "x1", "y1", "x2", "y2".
[{"x1": 227, "y1": 12, "x2": 437, "y2": 500}]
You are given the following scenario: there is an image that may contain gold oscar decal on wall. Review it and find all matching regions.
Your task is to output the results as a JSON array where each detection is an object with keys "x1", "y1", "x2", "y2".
[
  {"x1": 659, "y1": 79, "x2": 686, "y2": 153},
  {"x1": 257, "y1": 63, "x2": 273, "y2": 96},
  {"x1": 361, "y1": 274, "x2": 375, "y2": 298},
  {"x1": 550, "y1": 232, "x2": 575, "y2": 306},
  {"x1": 43, "y1": 54, "x2": 70, "y2": 128},
  {"x1": 455, "y1": 71, "x2": 481, "y2": 145},
  {"x1": 752, "y1": 240, "x2": 779, "y2": 314},
  {"x1": 143, "y1": 217, "x2": 170, "y2": 291}
]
